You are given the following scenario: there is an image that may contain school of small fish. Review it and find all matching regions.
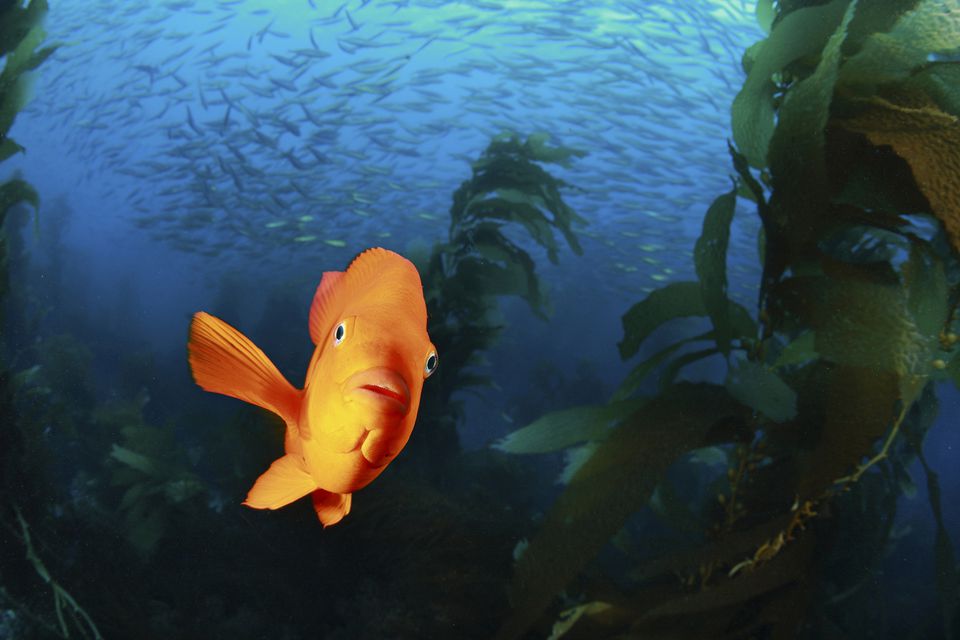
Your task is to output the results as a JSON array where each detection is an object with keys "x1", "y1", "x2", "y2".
[{"x1": 20, "y1": 0, "x2": 763, "y2": 301}]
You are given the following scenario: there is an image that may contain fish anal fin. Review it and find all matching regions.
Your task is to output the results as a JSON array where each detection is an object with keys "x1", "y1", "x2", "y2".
[
  {"x1": 243, "y1": 455, "x2": 316, "y2": 510},
  {"x1": 188, "y1": 312, "x2": 301, "y2": 425},
  {"x1": 311, "y1": 489, "x2": 352, "y2": 527},
  {"x1": 308, "y1": 271, "x2": 344, "y2": 345}
]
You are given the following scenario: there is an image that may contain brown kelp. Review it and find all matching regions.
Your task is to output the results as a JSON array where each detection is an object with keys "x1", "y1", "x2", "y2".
[{"x1": 494, "y1": 1, "x2": 960, "y2": 638}]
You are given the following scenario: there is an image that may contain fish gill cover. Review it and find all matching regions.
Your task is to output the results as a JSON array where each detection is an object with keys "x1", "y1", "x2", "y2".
[{"x1": 0, "y1": 0, "x2": 959, "y2": 639}]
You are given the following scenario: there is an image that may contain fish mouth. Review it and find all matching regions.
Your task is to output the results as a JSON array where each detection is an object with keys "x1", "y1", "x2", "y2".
[{"x1": 344, "y1": 367, "x2": 410, "y2": 414}]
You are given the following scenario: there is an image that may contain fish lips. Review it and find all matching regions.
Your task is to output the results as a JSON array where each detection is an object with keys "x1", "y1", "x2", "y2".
[{"x1": 344, "y1": 367, "x2": 411, "y2": 415}]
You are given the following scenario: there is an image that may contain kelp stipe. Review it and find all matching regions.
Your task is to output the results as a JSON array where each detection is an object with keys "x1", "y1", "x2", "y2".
[{"x1": 494, "y1": 1, "x2": 960, "y2": 638}]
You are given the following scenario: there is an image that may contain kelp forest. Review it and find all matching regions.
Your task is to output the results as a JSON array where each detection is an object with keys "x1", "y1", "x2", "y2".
[{"x1": 2, "y1": 0, "x2": 960, "y2": 639}]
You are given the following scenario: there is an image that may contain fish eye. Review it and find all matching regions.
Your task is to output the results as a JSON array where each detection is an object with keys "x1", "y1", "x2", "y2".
[
  {"x1": 334, "y1": 322, "x2": 346, "y2": 346},
  {"x1": 424, "y1": 351, "x2": 438, "y2": 377}
]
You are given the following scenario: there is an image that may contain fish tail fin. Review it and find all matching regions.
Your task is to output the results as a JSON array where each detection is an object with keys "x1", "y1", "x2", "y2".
[{"x1": 188, "y1": 311, "x2": 300, "y2": 425}]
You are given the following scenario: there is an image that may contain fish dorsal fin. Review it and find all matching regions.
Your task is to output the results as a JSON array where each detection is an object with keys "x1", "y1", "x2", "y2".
[
  {"x1": 243, "y1": 454, "x2": 317, "y2": 510},
  {"x1": 188, "y1": 312, "x2": 300, "y2": 426},
  {"x1": 311, "y1": 489, "x2": 352, "y2": 527},
  {"x1": 344, "y1": 247, "x2": 404, "y2": 292},
  {"x1": 308, "y1": 271, "x2": 344, "y2": 346},
  {"x1": 308, "y1": 248, "x2": 411, "y2": 346}
]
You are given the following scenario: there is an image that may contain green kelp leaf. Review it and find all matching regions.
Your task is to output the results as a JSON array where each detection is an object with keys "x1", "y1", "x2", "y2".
[
  {"x1": 728, "y1": 304, "x2": 759, "y2": 339},
  {"x1": 769, "y1": 1, "x2": 857, "y2": 263},
  {"x1": 469, "y1": 195, "x2": 562, "y2": 262},
  {"x1": 18, "y1": 44, "x2": 59, "y2": 74},
  {"x1": 537, "y1": 183, "x2": 585, "y2": 257},
  {"x1": 454, "y1": 253, "x2": 543, "y2": 312},
  {"x1": 756, "y1": 0, "x2": 775, "y2": 34},
  {"x1": 726, "y1": 359, "x2": 798, "y2": 422},
  {"x1": 496, "y1": 187, "x2": 546, "y2": 208},
  {"x1": 0, "y1": 19, "x2": 51, "y2": 135},
  {"x1": 495, "y1": 384, "x2": 749, "y2": 640},
  {"x1": 461, "y1": 194, "x2": 572, "y2": 264},
  {"x1": 903, "y1": 242, "x2": 949, "y2": 337},
  {"x1": 556, "y1": 442, "x2": 600, "y2": 486},
  {"x1": 729, "y1": 141, "x2": 766, "y2": 206},
  {"x1": 0, "y1": 73, "x2": 34, "y2": 138},
  {"x1": 768, "y1": 0, "x2": 856, "y2": 201},
  {"x1": 659, "y1": 347, "x2": 721, "y2": 389},
  {"x1": 840, "y1": 0, "x2": 960, "y2": 92},
  {"x1": 731, "y1": 0, "x2": 850, "y2": 167},
  {"x1": 110, "y1": 444, "x2": 159, "y2": 477},
  {"x1": 524, "y1": 132, "x2": 587, "y2": 168},
  {"x1": 619, "y1": 282, "x2": 703, "y2": 359},
  {"x1": 741, "y1": 40, "x2": 764, "y2": 76},
  {"x1": 773, "y1": 331, "x2": 817, "y2": 367},
  {"x1": 901, "y1": 243, "x2": 951, "y2": 399},
  {"x1": 611, "y1": 330, "x2": 714, "y2": 402},
  {"x1": 493, "y1": 398, "x2": 646, "y2": 454},
  {"x1": 455, "y1": 133, "x2": 584, "y2": 262},
  {"x1": 694, "y1": 187, "x2": 738, "y2": 357},
  {"x1": 0, "y1": 137, "x2": 24, "y2": 163},
  {"x1": 619, "y1": 282, "x2": 757, "y2": 360},
  {"x1": 0, "y1": 0, "x2": 48, "y2": 58}
]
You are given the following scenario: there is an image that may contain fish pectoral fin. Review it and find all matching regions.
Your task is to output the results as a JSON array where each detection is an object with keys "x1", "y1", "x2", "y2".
[
  {"x1": 243, "y1": 455, "x2": 317, "y2": 510},
  {"x1": 188, "y1": 312, "x2": 301, "y2": 426},
  {"x1": 311, "y1": 489, "x2": 352, "y2": 527}
]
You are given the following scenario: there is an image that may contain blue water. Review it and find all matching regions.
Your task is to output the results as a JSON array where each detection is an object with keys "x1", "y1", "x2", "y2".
[{"x1": 3, "y1": 0, "x2": 959, "y2": 638}]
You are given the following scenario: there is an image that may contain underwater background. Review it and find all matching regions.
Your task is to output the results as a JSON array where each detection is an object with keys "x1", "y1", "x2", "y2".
[{"x1": 2, "y1": 0, "x2": 960, "y2": 638}]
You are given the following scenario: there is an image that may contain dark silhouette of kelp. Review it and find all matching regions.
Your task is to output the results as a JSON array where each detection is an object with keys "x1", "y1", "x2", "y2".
[
  {"x1": 0, "y1": 2, "x2": 100, "y2": 639},
  {"x1": 494, "y1": 1, "x2": 960, "y2": 638},
  {"x1": 406, "y1": 130, "x2": 586, "y2": 479}
]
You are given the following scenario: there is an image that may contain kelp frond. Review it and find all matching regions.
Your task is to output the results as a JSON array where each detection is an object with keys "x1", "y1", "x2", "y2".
[{"x1": 494, "y1": 1, "x2": 960, "y2": 637}]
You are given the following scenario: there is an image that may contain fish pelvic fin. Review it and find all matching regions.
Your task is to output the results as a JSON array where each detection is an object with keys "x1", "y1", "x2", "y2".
[
  {"x1": 188, "y1": 311, "x2": 301, "y2": 425},
  {"x1": 243, "y1": 454, "x2": 317, "y2": 510},
  {"x1": 311, "y1": 489, "x2": 352, "y2": 527}
]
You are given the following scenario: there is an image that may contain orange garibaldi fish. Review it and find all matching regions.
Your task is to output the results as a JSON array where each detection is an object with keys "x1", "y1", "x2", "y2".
[{"x1": 187, "y1": 248, "x2": 437, "y2": 526}]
